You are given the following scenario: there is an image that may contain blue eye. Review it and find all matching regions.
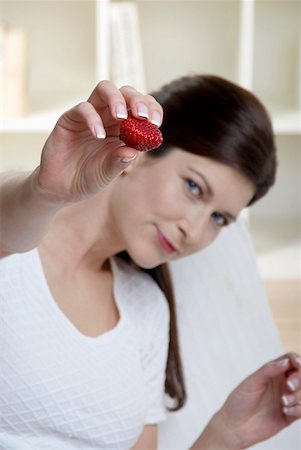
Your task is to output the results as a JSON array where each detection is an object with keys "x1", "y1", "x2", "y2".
[
  {"x1": 186, "y1": 179, "x2": 202, "y2": 196},
  {"x1": 212, "y1": 212, "x2": 228, "y2": 227}
]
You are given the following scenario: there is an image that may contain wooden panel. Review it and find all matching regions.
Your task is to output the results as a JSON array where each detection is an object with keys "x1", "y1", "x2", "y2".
[{"x1": 265, "y1": 279, "x2": 300, "y2": 353}]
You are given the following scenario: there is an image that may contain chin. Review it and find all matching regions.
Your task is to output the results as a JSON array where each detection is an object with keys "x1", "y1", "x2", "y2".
[
  {"x1": 131, "y1": 257, "x2": 163, "y2": 270},
  {"x1": 127, "y1": 249, "x2": 165, "y2": 270}
]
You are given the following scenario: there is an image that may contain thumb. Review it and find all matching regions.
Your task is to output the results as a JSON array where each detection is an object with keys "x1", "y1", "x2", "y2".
[
  {"x1": 112, "y1": 153, "x2": 138, "y2": 176},
  {"x1": 100, "y1": 152, "x2": 137, "y2": 186},
  {"x1": 251, "y1": 357, "x2": 290, "y2": 388}
]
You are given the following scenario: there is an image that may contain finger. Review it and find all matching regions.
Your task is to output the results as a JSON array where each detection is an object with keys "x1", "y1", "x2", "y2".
[
  {"x1": 288, "y1": 352, "x2": 301, "y2": 370},
  {"x1": 61, "y1": 101, "x2": 106, "y2": 139},
  {"x1": 120, "y1": 86, "x2": 163, "y2": 126},
  {"x1": 259, "y1": 356, "x2": 290, "y2": 382},
  {"x1": 60, "y1": 101, "x2": 138, "y2": 167},
  {"x1": 280, "y1": 358, "x2": 301, "y2": 418},
  {"x1": 145, "y1": 94, "x2": 164, "y2": 126},
  {"x1": 282, "y1": 402, "x2": 301, "y2": 417},
  {"x1": 282, "y1": 389, "x2": 301, "y2": 408},
  {"x1": 239, "y1": 357, "x2": 290, "y2": 393},
  {"x1": 103, "y1": 148, "x2": 138, "y2": 183},
  {"x1": 284, "y1": 352, "x2": 301, "y2": 393},
  {"x1": 286, "y1": 369, "x2": 301, "y2": 393},
  {"x1": 87, "y1": 80, "x2": 128, "y2": 120}
]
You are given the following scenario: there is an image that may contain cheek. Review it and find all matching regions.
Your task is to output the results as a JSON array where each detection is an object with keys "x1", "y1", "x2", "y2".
[
  {"x1": 152, "y1": 178, "x2": 183, "y2": 215},
  {"x1": 132, "y1": 181, "x2": 180, "y2": 220},
  {"x1": 116, "y1": 171, "x2": 183, "y2": 223}
]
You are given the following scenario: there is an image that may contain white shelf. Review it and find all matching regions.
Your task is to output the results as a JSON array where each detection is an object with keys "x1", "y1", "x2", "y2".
[
  {"x1": 1, "y1": 0, "x2": 299, "y2": 136},
  {"x1": 252, "y1": 0, "x2": 300, "y2": 136},
  {"x1": 0, "y1": 0, "x2": 110, "y2": 134},
  {"x1": 1, "y1": 113, "x2": 58, "y2": 134},
  {"x1": 0, "y1": 96, "x2": 85, "y2": 134},
  {"x1": 273, "y1": 109, "x2": 301, "y2": 135},
  {"x1": 2, "y1": 105, "x2": 299, "y2": 135}
]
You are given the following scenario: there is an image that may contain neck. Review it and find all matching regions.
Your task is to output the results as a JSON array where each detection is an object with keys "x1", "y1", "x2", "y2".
[{"x1": 40, "y1": 189, "x2": 124, "y2": 273}]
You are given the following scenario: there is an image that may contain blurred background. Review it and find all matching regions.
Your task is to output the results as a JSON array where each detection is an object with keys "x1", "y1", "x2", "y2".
[{"x1": 0, "y1": 0, "x2": 300, "y2": 352}]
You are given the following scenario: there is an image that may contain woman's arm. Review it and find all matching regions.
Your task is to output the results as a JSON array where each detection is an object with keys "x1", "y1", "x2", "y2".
[
  {"x1": 189, "y1": 353, "x2": 301, "y2": 450},
  {"x1": 129, "y1": 354, "x2": 300, "y2": 450},
  {"x1": 189, "y1": 412, "x2": 241, "y2": 450},
  {"x1": 0, "y1": 81, "x2": 163, "y2": 256},
  {"x1": 0, "y1": 169, "x2": 65, "y2": 256},
  {"x1": 131, "y1": 425, "x2": 157, "y2": 450}
]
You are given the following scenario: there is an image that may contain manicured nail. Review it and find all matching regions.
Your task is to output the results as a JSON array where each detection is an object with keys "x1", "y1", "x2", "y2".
[
  {"x1": 273, "y1": 358, "x2": 289, "y2": 368},
  {"x1": 116, "y1": 103, "x2": 128, "y2": 119},
  {"x1": 283, "y1": 405, "x2": 297, "y2": 415},
  {"x1": 287, "y1": 378, "x2": 299, "y2": 391},
  {"x1": 282, "y1": 394, "x2": 295, "y2": 406},
  {"x1": 120, "y1": 154, "x2": 137, "y2": 163},
  {"x1": 295, "y1": 356, "x2": 301, "y2": 367},
  {"x1": 94, "y1": 123, "x2": 106, "y2": 139},
  {"x1": 150, "y1": 111, "x2": 161, "y2": 126},
  {"x1": 137, "y1": 102, "x2": 149, "y2": 118}
]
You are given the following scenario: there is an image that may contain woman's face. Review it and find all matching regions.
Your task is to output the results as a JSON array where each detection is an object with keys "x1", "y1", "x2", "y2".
[{"x1": 111, "y1": 148, "x2": 255, "y2": 268}]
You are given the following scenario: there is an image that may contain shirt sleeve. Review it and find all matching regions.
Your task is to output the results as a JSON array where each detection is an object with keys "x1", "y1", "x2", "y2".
[{"x1": 141, "y1": 285, "x2": 170, "y2": 425}]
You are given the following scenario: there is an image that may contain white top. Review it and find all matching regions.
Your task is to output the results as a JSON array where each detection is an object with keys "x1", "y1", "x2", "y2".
[{"x1": 0, "y1": 249, "x2": 170, "y2": 450}]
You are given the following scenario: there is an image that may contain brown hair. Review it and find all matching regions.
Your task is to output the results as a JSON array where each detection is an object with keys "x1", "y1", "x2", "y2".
[
  {"x1": 122, "y1": 75, "x2": 277, "y2": 412},
  {"x1": 142, "y1": 263, "x2": 185, "y2": 410},
  {"x1": 150, "y1": 74, "x2": 277, "y2": 205}
]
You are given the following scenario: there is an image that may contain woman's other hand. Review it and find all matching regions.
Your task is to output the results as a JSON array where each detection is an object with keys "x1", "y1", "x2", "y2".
[
  {"x1": 35, "y1": 81, "x2": 163, "y2": 204},
  {"x1": 218, "y1": 352, "x2": 301, "y2": 449}
]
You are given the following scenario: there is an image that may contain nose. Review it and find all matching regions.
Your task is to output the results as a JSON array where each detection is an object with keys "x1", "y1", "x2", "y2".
[{"x1": 177, "y1": 211, "x2": 208, "y2": 248}]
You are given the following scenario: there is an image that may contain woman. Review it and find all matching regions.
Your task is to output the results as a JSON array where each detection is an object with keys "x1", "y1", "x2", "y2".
[{"x1": 0, "y1": 75, "x2": 300, "y2": 450}]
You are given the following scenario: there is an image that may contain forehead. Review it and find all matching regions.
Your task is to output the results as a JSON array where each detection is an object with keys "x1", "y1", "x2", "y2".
[
  {"x1": 143, "y1": 147, "x2": 255, "y2": 204},
  {"x1": 142, "y1": 147, "x2": 202, "y2": 168},
  {"x1": 147, "y1": 148, "x2": 243, "y2": 181},
  {"x1": 145, "y1": 147, "x2": 225, "y2": 172}
]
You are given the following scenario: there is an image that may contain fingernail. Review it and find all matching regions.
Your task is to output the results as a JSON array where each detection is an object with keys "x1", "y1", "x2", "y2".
[
  {"x1": 120, "y1": 154, "x2": 137, "y2": 163},
  {"x1": 295, "y1": 356, "x2": 301, "y2": 367},
  {"x1": 116, "y1": 103, "x2": 128, "y2": 119},
  {"x1": 287, "y1": 378, "x2": 299, "y2": 391},
  {"x1": 137, "y1": 102, "x2": 149, "y2": 118},
  {"x1": 283, "y1": 406, "x2": 297, "y2": 415},
  {"x1": 94, "y1": 123, "x2": 106, "y2": 139},
  {"x1": 273, "y1": 358, "x2": 289, "y2": 368},
  {"x1": 150, "y1": 111, "x2": 161, "y2": 126},
  {"x1": 282, "y1": 394, "x2": 295, "y2": 406}
]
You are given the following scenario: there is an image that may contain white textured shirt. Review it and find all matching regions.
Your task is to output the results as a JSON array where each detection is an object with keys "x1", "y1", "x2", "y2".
[{"x1": 0, "y1": 249, "x2": 170, "y2": 450}]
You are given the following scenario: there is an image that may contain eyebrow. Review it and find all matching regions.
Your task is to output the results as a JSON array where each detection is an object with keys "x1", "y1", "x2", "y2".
[{"x1": 188, "y1": 167, "x2": 237, "y2": 223}]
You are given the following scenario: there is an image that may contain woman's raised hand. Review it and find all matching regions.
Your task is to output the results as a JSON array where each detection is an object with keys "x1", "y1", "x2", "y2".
[
  {"x1": 217, "y1": 352, "x2": 301, "y2": 449},
  {"x1": 35, "y1": 81, "x2": 163, "y2": 203}
]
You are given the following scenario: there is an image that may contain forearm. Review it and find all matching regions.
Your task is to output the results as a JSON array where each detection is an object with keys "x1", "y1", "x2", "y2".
[
  {"x1": 0, "y1": 168, "x2": 65, "y2": 254},
  {"x1": 189, "y1": 412, "x2": 242, "y2": 450}
]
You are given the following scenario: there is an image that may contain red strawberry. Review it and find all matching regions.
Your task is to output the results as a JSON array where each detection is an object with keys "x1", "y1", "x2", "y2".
[{"x1": 120, "y1": 117, "x2": 163, "y2": 152}]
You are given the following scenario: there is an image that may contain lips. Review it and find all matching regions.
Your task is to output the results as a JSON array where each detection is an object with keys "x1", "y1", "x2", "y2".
[{"x1": 156, "y1": 227, "x2": 177, "y2": 254}]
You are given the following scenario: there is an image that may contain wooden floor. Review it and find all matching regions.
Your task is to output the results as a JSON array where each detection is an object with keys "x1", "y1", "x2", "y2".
[{"x1": 264, "y1": 279, "x2": 300, "y2": 353}]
